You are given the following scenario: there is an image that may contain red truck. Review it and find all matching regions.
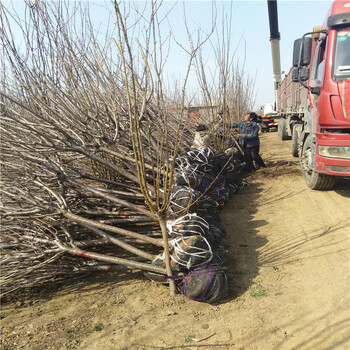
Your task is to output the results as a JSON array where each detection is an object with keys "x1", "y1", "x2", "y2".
[{"x1": 275, "y1": 0, "x2": 350, "y2": 189}]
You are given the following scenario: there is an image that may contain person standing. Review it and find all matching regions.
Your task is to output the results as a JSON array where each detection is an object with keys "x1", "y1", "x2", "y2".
[{"x1": 234, "y1": 112, "x2": 266, "y2": 172}]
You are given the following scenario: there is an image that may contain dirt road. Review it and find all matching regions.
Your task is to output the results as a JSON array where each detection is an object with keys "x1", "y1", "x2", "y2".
[{"x1": 1, "y1": 132, "x2": 350, "y2": 350}]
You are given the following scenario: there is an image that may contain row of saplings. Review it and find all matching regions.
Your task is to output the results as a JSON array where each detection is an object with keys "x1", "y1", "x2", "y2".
[{"x1": 145, "y1": 146, "x2": 247, "y2": 304}]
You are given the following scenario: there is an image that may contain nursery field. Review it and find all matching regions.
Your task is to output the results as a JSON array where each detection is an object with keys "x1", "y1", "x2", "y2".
[{"x1": 1, "y1": 132, "x2": 350, "y2": 350}]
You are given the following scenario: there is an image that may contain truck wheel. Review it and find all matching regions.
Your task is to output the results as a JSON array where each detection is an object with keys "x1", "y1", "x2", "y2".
[
  {"x1": 300, "y1": 135, "x2": 336, "y2": 190},
  {"x1": 291, "y1": 125, "x2": 300, "y2": 157},
  {"x1": 278, "y1": 118, "x2": 290, "y2": 140}
]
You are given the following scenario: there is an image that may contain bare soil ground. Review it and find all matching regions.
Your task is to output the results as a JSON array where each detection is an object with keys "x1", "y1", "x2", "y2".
[{"x1": 1, "y1": 131, "x2": 350, "y2": 350}]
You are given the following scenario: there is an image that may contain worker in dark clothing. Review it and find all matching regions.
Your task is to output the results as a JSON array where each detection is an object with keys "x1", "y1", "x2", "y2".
[{"x1": 233, "y1": 112, "x2": 266, "y2": 172}]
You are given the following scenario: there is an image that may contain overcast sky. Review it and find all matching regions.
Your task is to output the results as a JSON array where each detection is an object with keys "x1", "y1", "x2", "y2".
[{"x1": 3, "y1": 0, "x2": 334, "y2": 110}]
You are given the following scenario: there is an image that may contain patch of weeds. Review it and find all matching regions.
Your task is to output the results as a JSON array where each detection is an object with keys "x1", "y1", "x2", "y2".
[
  {"x1": 65, "y1": 328, "x2": 75, "y2": 334},
  {"x1": 131, "y1": 286, "x2": 147, "y2": 294},
  {"x1": 249, "y1": 285, "x2": 268, "y2": 298},
  {"x1": 201, "y1": 324, "x2": 209, "y2": 329},
  {"x1": 274, "y1": 291, "x2": 283, "y2": 296},
  {"x1": 59, "y1": 317, "x2": 66, "y2": 321},
  {"x1": 110, "y1": 301, "x2": 117, "y2": 306},
  {"x1": 182, "y1": 335, "x2": 193, "y2": 343},
  {"x1": 177, "y1": 299, "x2": 185, "y2": 305},
  {"x1": 93, "y1": 324, "x2": 104, "y2": 332},
  {"x1": 138, "y1": 326, "x2": 145, "y2": 330}
]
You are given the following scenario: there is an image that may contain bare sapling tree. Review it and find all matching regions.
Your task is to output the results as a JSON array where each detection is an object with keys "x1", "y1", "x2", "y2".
[
  {"x1": 112, "y1": 0, "x2": 214, "y2": 295},
  {"x1": 192, "y1": 2, "x2": 256, "y2": 154},
  {"x1": 1, "y1": 0, "x2": 168, "y2": 296},
  {"x1": 0, "y1": 0, "x2": 213, "y2": 297}
]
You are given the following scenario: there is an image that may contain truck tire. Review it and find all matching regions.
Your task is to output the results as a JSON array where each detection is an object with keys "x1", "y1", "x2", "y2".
[
  {"x1": 291, "y1": 125, "x2": 300, "y2": 157},
  {"x1": 278, "y1": 118, "x2": 290, "y2": 140},
  {"x1": 261, "y1": 124, "x2": 268, "y2": 133},
  {"x1": 300, "y1": 135, "x2": 336, "y2": 190}
]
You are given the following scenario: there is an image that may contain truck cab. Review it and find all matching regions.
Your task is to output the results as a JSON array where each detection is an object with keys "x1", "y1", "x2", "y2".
[{"x1": 290, "y1": 0, "x2": 350, "y2": 189}]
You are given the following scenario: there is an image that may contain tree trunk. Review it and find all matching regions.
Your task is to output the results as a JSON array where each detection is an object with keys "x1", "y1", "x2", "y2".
[{"x1": 157, "y1": 212, "x2": 176, "y2": 296}]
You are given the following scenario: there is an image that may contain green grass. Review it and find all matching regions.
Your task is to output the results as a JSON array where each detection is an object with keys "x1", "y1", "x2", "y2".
[
  {"x1": 182, "y1": 335, "x2": 193, "y2": 343},
  {"x1": 249, "y1": 284, "x2": 268, "y2": 298},
  {"x1": 65, "y1": 328, "x2": 75, "y2": 334},
  {"x1": 93, "y1": 324, "x2": 104, "y2": 332}
]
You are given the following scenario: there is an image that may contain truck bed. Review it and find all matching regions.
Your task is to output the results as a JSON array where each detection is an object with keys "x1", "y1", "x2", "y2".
[{"x1": 277, "y1": 67, "x2": 308, "y2": 117}]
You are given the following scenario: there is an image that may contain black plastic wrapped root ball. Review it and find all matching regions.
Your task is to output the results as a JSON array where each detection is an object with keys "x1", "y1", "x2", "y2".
[
  {"x1": 169, "y1": 186, "x2": 201, "y2": 213},
  {"x1": 166, "y1": 213, "x2": 210, "y2": 238},
  {"x1": 177, "y1": 265, "x2": 228, "y2": 304},
  {"x1": 169, "y1": 235, "x2": 213, "y2": 272},
  {"x1": 174, "y1": 170, "x2": 202, "y2": 188}
]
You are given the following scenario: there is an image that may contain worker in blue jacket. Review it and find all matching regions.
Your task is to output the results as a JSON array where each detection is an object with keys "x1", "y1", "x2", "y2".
[{"x1": 233, "y1": 112, "x2": 266, "y2": 172}]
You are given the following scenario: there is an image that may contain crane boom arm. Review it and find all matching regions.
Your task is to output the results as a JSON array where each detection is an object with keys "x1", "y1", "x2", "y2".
[{"x1": 267, "y1": 0, "x2": 282, "y2": 110}]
